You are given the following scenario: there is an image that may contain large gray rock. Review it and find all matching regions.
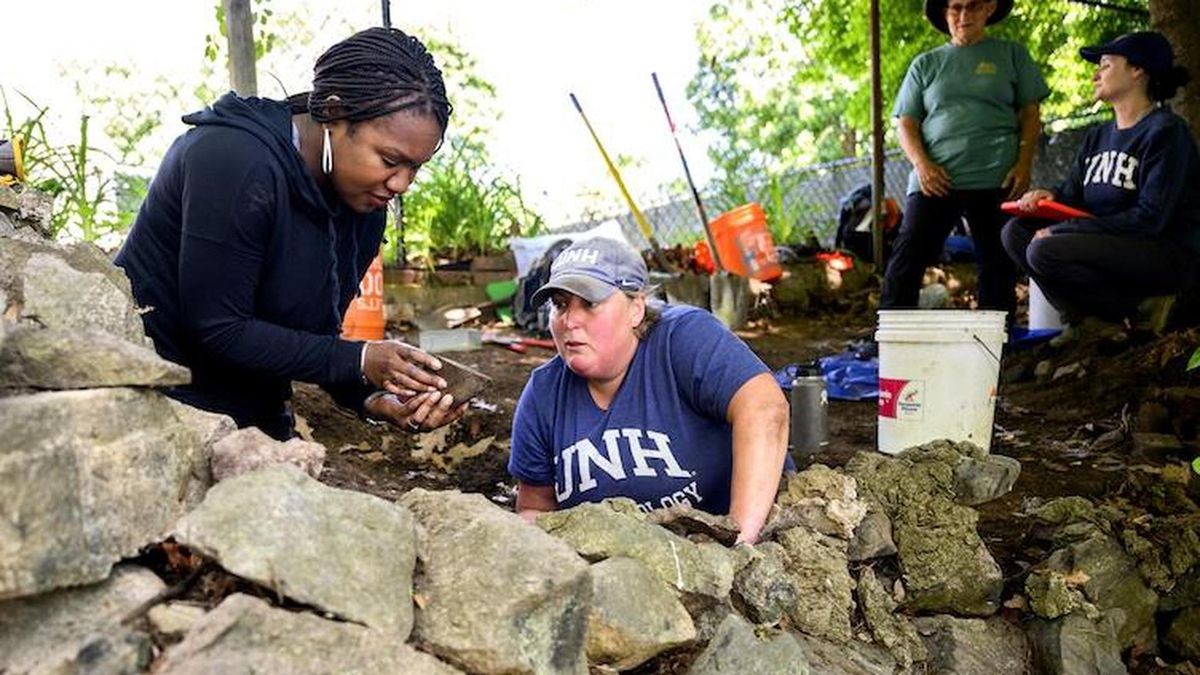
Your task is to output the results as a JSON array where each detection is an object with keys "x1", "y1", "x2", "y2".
[
  {"x1": 0, "y1": 238, "x2": 147, "y2": 344},
  {"x1": 646, "y1": 504, "x2": 741, "y2": 545},
  {"x1": 209, "y1": 426, "x2": 326, "y2": 482},
  {"x1": 0, "y1": 388, "x2": 212, "y2": 599},
  {"x1": 857, "y1": 567, "x2": 925, "y2": 669},
  {"x1": 793, "y1": 634, "x2": 894, "y2": 675},
  {"x1": 776, "y1": 526, "x2": 855, "y2": 644},
  {"x1": 157, "y1": 594, "x2": 461, "y2": 675},
  {"x1": 731, "y1": 542, "x2": 797, "y2": 625},
  {"x1": 847, "y1": 446, "x2": 1003, "y2": 616},
  {"x1": 1121, "y1": 513, "x2": 1200, "y2": 595},
  {"x1": 953, "y1": 453, "x2": 1021, "y2": 506},
  {"x1": 148, "y1": 602, "x2": 207, "y2": 641},
  {"x1": 0, "y1": 185, "x2": 54, "y2": 238},
  {"x1": 847, "y1": 508, "x2": 897, "y2": 562},
  {"x1": 536, "y1": 499, "x2": 735, "y2": 600},
  {"x1": 895, "y1": 499, "x2": 1003, "y2": 616},
  {"x1": 0, "y1": 564, "x2": 163, "y2": 674},
  {"x1": 173, "y1": 464, "x2": 415, "y2": 636},
  {"x1": 1027, "y1": 613, "x2": 1127, "y2": 675},
  {"x1": 21, "y1": 631, "x2": 152, "y2": 675},
  {"x1": 687, "y1": 613, "x2": 809, "y2": 675},
  {"x1": 585, "y1": 556, "x2": 696, "y2": 670},
  {"x1": 1025, "y1": 568, "x2": 1097, "y2": 621},
  {"x1": 766, "y1": 464, "x2": 867, "y2": 539},
  {"x1": 401, "y1": 489, "x2": 591, "y2": 675},
  {"x1": 1030, "y1": 535, "x2": 1158, "y2": 651},
  {"x1": 1030, "y1": 496, "x2": 1100, "y2": 526},
  {"x1": 164, "y1": 400, "x2": 236, "y2": 505},
  {"x1": 0, "y1": 325, "x2": 189, "y2": 390},
  {"x1": 1165, "y1": 606, "x2": 1200, "y2": 661},
  {"x1": 912, "y1": 615, "x2": 1030, "y2": 675}
]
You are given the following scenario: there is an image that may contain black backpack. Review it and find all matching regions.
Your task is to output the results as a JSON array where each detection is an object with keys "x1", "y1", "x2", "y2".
[
  {"x1": 514, "y1": 238, "x2": 574, "y2": 333},
  {"x1": 835, "y1": 182, "x2": 900, "y2": 262}
]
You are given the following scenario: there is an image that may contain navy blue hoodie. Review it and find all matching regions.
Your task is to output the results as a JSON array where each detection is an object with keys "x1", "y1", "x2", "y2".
[
  {"x1": 115, "y1": 93, "x2": 381, "y2": 435},
  {"x1": 1050, "y1": 107, "x2": 1200, "y2": 253}
]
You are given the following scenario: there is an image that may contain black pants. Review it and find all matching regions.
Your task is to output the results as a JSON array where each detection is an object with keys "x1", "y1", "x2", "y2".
[
  {"x1": 1001, "y1": 217, "x2": 1198, "y2": 321},
  {"x1": 881, "y1": 189, "x2": 1015, "y2": 317}
]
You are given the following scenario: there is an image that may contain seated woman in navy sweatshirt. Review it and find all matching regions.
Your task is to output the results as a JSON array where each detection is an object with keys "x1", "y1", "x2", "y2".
[
  {"x1": 115, "y1": 27, "x2": 465, "y2": 440},
  {"x1": 1001, "y1": 31, "x2": 1199, "y2": 332}
]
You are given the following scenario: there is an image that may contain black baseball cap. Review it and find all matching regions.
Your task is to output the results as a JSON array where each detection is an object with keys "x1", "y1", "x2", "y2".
[{"x1": 1081, "y1": 31, "x2": 1174, "y2": 75}]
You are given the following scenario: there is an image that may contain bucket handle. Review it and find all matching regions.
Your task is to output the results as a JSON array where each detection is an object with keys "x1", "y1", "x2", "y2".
[{"x1": 972, "y1": 334, "x2": 1002, "y2": 366}]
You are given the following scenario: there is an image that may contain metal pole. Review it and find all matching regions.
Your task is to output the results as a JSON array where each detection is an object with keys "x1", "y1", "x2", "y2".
[
  {"x1": 382, "y1": 0, "x2": 404, "y2": 266},
  {"x1": 651, "y1": 72, "x2": 723, "y2": 272},
  {"x1": 869, "y1": 0, "x2": 885, "y2": 270}
]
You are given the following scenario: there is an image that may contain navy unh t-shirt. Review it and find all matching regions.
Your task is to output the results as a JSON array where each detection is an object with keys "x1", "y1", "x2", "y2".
[{"x1": 508, "y1": 305, "x2": 770, "y2": 515}]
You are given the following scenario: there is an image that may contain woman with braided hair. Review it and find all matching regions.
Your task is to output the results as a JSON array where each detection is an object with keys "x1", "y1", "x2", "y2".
[{"x1": 116, "y1": 27, "x2": 466, "y2": 440}]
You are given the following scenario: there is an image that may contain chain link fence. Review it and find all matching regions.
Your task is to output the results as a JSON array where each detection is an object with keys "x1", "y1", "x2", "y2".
[{"x1": 552, "y1": 119, "x2": 1100, "y2": 252}]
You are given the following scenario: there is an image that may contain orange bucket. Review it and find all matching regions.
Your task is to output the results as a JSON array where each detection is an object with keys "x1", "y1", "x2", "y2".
[
  {"x1": 341, "y1": 252, "x2": 385, "y2": 340},
  {"x1": 709, "y1": 203, "x2": 782, "y2": 281}
]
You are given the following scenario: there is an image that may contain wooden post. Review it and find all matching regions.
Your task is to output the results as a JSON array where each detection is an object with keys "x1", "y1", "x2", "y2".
[
  {"x1": 223, "y1": 0, "x2": 257, "y2": 96},
  {"x1": 869, "y1": 0, "x2": 885, "y2": 270}
]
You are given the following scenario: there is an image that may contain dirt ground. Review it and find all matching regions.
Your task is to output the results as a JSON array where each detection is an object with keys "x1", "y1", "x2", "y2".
[
  {"x1": 300, "y1": 273, "x2": 1196, "y2": 531},
  {"x1": 293, "y1": 268, "x2": 1198, "y2": 670}
]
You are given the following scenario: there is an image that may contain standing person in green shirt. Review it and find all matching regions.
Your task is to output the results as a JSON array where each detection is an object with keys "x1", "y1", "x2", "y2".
[{"x1": 880, "y1": 0, "x2": 1049, "y2": 320}]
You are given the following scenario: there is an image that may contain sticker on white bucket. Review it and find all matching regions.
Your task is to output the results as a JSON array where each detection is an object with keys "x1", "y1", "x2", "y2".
[{"x1": 879, "y1": 378, "x2": 924, "y2": 421}]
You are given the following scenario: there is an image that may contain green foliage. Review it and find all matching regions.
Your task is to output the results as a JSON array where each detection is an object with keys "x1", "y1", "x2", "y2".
[
  {"x1": 393, "y1": 134, "x2": 543, "y2": 266},
  {"x1": 204, "y1": 0, "x2": 279, "y2": 66},
  {"x1": 689, "y1": 0, "x2": 1145, "y2": 177},
  {"x1": 1187, "y1": 346, "x2": 1200, "y2": 372},
  {"x1": 2, "y1": 68, "x2": 167, "y2": 245},
  {"x1": 384, "y1": 35, "x2": 543, "y2": 266}
]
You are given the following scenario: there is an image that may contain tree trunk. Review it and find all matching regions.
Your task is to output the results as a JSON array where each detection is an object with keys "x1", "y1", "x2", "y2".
[
  {"x1": 1150, "y1": 0, "x2": 1200, "y2": 141},
  {"x1": 223, "y1": 0, "x2": 257, "y2": 96},
  {"x1": 841, "y1": 127, "x2": 857, "y2": 158}
]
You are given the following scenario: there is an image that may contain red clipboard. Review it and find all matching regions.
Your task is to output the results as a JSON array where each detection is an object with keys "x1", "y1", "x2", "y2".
[{"x1": 1001, "y1": 199, "x2": 1092, "y2": 222}]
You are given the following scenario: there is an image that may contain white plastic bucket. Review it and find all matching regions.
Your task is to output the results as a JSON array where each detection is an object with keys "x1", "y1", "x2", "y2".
[
  {"x1": 1028, "y1": 279, "x2": 1063, "y2": 330},
  {"x1": 875, "y1": 310, "x2": 1007, "y2": 455}
]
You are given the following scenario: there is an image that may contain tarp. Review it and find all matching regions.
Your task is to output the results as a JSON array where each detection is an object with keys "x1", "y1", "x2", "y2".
[
  {"x1": 508, "y1": 219, "x2": 629, "y2": 278},
  {"x1": 775, "y1": 350, "x2": 880, "y2": 402}
]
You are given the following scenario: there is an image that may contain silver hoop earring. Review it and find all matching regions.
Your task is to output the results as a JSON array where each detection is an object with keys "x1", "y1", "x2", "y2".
[{"x1": 321, "y1": 126, "x2": 333, "y2": 175}]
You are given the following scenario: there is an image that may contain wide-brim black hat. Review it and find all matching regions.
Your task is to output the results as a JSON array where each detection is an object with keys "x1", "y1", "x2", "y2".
[{"x1": 925, "y1": 0, "x2": 1013, "y2": 34}]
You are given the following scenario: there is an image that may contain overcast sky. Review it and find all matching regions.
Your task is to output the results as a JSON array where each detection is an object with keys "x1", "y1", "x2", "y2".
[{"x1": 4, "y1": 0, "x2": 715, "y2": 226}]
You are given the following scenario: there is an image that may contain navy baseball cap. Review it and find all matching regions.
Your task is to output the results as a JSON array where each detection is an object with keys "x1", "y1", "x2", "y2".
[
  {"x1": 531, "y1": 237, "x2": 648, "y2": 306},
  {"x1": 1081, "y1": 31, "x2": 1174, "y2": 75}
]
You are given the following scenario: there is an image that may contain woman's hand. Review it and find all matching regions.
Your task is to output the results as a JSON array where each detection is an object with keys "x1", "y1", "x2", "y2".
[
  {"x1": 915, "y1": 160, "x2": 951, "y2": 197},
  {"x1": 515, "y1": 482, "x2": 558, "y2": 523},
  {"x1": 364, "y1": 390, "x2": 466, "y2": 432},
  {"x1": 362, "y1": 340, "x2": 446, "y2": 396},
  {"x1": 1017, "y1": 188, "x2": 1055, "y2": 213},
  {"x1": 1002, "y1": 163, "x2": 1033, "y2": 200}
]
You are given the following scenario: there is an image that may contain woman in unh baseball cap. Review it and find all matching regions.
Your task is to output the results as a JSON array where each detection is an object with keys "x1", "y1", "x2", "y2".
[
  {"x1": 508, "y1": 237, "x2": 790, "y2": 544},
  {"x1": 1002, "y1": 31, "x2": 1199, "y2": 337}
]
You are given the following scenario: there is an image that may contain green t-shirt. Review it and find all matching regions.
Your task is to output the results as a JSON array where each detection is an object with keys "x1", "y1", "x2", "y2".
[{"x1": 893, "y1": 38, "x2": 1049, "y2": 194}]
